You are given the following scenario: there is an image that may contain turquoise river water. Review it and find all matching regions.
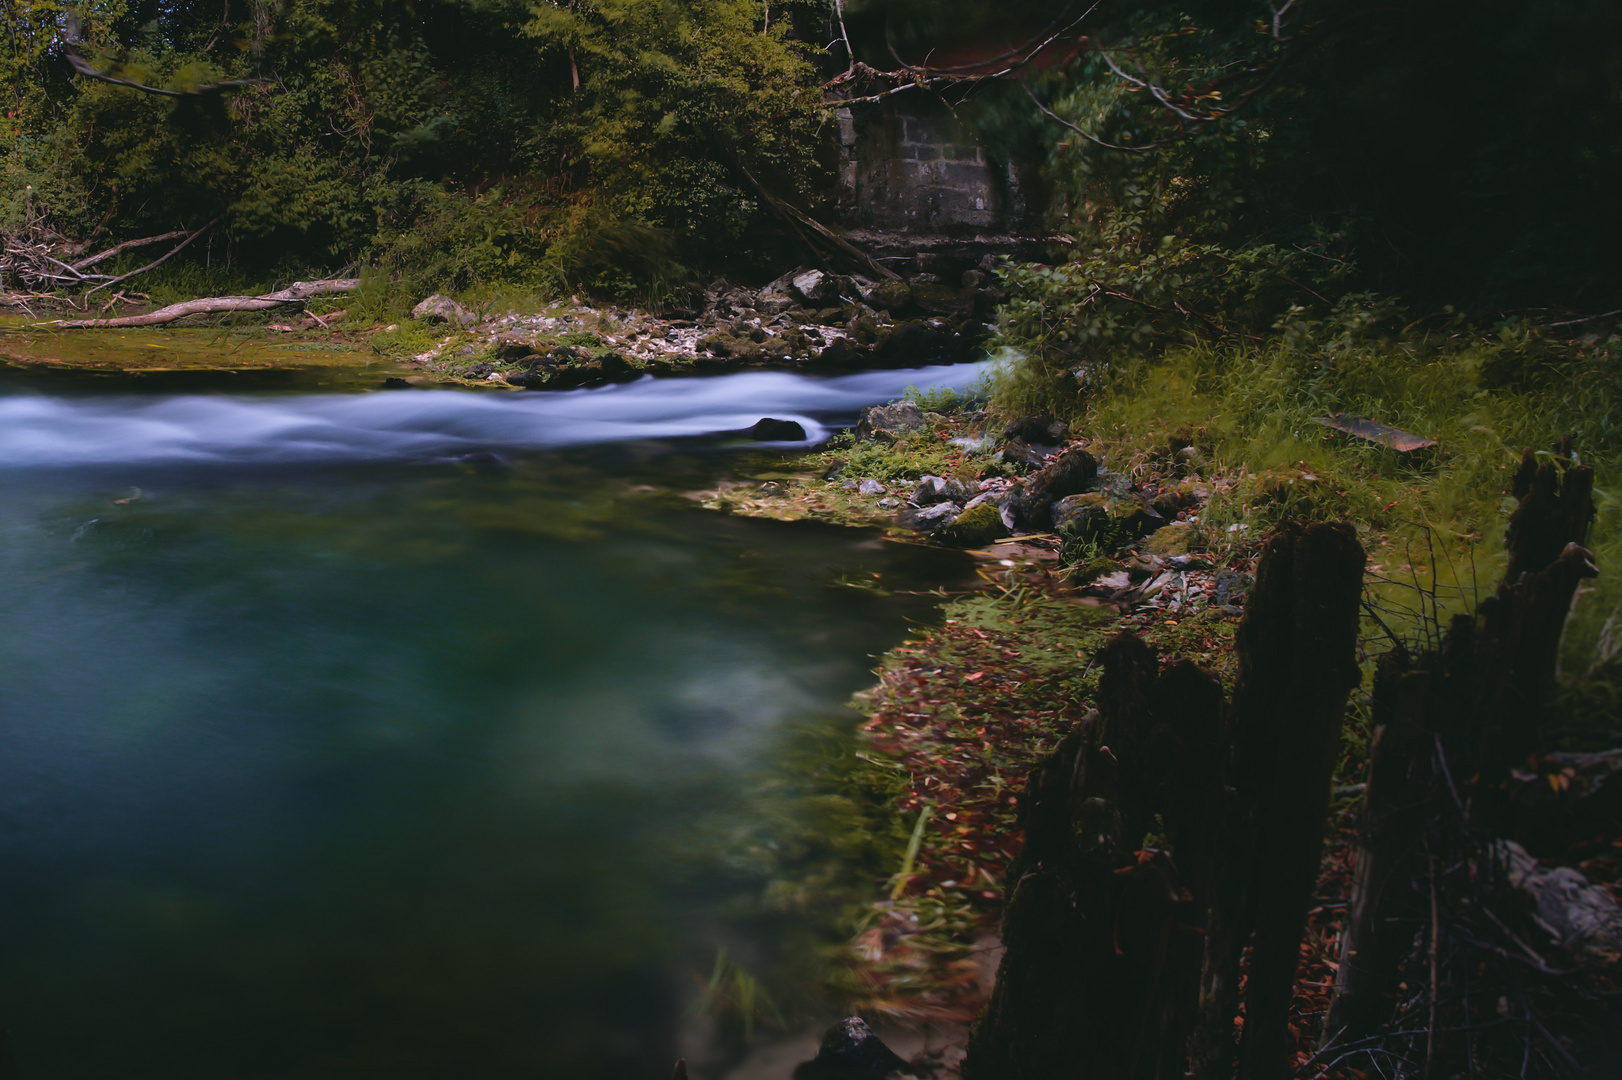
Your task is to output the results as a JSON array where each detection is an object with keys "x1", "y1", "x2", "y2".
[{"x1": 0, "y1": 362, "x2": 989, "y2": 1079}]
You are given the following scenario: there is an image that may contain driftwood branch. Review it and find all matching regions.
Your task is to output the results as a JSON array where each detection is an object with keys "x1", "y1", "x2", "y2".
[
  {"x1": 50, "y1": 278, "x2": 359, "y2": 329},
  {"x1": 84, "y1": 217, "x2": 224, "y2": 297},
  {"x1": 71, "y1": 230, "x2": 191, "y2": 273}
]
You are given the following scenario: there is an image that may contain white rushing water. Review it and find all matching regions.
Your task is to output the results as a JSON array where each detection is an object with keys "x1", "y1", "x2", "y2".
[{"x1": 0, "y1": 361, "x2": 994, "y2": 467}]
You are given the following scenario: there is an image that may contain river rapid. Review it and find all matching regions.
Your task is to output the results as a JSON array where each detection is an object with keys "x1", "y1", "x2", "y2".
[{"x1": 0, "y1": 361, "x2": 989, "y2": 1079}]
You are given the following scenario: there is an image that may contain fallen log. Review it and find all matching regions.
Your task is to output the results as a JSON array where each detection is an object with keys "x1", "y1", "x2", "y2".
[{"x1": 49, "y1": 279, "x2": 360, "y2": 329}]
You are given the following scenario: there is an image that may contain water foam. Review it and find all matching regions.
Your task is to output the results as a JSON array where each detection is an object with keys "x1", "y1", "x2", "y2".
[{"x1": 0, "y1": 361, "x2": 993, "y2": 467}]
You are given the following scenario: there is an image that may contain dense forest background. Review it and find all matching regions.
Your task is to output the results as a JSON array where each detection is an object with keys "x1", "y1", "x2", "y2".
[{"x1": 4, "y1": 0, "x2": 1621, "y2": 318}]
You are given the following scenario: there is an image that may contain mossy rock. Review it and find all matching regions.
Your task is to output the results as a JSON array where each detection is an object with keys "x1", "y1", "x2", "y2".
[
  {"x1": 1069, "y1": 556, "x2": 1119, "y2": 584},
  {"x1": 942, "y1": 502, "x2": 1008, "y2": 547},
  {"x1": 1050, "y1": 492, "x2": 1107, "y2": 533},
  {"x1": 1052, "y1": 493, "x2": 1155, "y2": 544},
  {"x1": 1147, "y1": 523, "x2": 1196, "y2": 557},
  {"x1": 697, "y1": 332, "x2": 734, "y2": 356},
  {"x1": 871, "y1": 280, "x2": 913, "y2": 313}
]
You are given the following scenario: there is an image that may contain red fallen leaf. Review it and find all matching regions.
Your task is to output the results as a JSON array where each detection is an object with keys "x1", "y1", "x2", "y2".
[{"x1": 964, "y1": 671, "x2": 985, "y2": 682}]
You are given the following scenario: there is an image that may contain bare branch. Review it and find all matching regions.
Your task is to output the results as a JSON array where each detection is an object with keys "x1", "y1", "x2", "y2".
[
  {"x1": 72, "y1": 230, "x2": 190, "y2": 272},
  {"x1": 1017, "y1": 78, "x2": 1173, "y2": 152},
  {"x1": 83, "y1": 217, "x2": 224, "y2": 298}
]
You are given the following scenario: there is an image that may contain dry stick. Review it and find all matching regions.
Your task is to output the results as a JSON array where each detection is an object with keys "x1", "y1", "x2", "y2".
[
  {"x1": 71, "y1": 230, "x2": 190, "y2": 272},
  {"x1": 832, "y1": 0, "x2": 854, "y2": 73},
  {"x1": 84, "y1": 217, "x2": 223, "y2": 298},
  {"x1": 50, "y1": 278, "x2": 359, "y2": 329}
]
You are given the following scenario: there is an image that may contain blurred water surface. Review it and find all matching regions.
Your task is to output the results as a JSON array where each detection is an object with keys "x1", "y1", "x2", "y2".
[{"x1": 0, "y1": 365, "x2": 980, "y2": 1078}]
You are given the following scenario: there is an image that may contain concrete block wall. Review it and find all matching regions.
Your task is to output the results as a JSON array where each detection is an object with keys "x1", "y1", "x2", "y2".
[{"x1": 834, "y1": 95, "x2": 1029, "y2": 232}]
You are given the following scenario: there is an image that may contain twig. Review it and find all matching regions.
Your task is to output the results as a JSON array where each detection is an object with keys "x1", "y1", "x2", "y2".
[{"x1": 1548, "y1": 309, "x2": 1622, "y2": 328}]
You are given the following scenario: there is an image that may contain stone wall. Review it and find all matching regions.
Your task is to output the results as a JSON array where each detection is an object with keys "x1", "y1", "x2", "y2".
[{"x1": 834, "y1": 95, "x2": 1031, "y2": 232}]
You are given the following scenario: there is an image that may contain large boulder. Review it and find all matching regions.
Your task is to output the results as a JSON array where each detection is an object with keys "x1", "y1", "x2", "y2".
[
  {"x1": 909, "y1": 281, "x2": 975, "y2": 317},
  {"x1": 411, "y1": 294, "x2": 475, "y2": 327},
  {"x1": 1146, "y1": 522, "x2": 1196, "y2": 557},
  {"x1": 816, "y1": 338, "x2": 869, "y2": 367},
  {"x1": 997, "y1": 446, "x2": 1101, "y2": 531},
  {"x1": 790, "y1": 268, "x2": 851, "y2": 305},
  {"x1": 855, "y1": 401, "x2": 927, "y2": 442},
  {"x1": 868, "y1": 279, "x2": 913, "y2": 314}
]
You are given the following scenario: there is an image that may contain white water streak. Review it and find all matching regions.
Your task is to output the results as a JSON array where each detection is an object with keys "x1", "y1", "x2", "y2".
[{"x1": 0, "y1": 361, "x2": 994, "y2": 467}]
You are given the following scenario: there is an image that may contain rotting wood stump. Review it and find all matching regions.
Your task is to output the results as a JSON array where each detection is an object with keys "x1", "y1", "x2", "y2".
[
  {"x1": 1325, "y1": 447, "x2": 1598, "y2": 1050},
  {"x1": 962, "y1": 520, "x2": 1365, "y2": 1080}
]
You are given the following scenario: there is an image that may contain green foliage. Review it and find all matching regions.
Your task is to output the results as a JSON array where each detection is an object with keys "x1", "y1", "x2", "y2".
[
  {"x1": 819, "y1": 428, "x2": 972, "y2": 483},
  {"x1": 1059, "y1": 322, "x2": 1622, "y2": 675},
  {"x1": 4, "y1": 0, "x2": 832, "y2": 293},
  {"x1": 976, "y1": 0, "x2": 1622, "y2": 420}
]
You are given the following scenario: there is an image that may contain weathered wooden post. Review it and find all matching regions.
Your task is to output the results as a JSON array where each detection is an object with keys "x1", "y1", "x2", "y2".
[
  {"x1": 1326, "y1": 450, "x2": 1597, "y2": 1047},
  {"x1": 965, "y1": 521, "x2": 1365, "y2": 1080}
]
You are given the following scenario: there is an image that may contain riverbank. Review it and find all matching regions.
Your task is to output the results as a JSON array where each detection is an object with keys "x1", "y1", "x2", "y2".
[
  {"x1": 2, "y1": 266, "x2": 994, "y2": 390},
  {"x1": 697, "y1": 339, "x2": 1622, "y2": 1076}
]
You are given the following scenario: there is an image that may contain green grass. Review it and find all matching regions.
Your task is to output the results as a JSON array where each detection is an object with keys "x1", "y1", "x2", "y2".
[{"x1": 996, "y1": 328, "x2": 1622, "y2": 728}]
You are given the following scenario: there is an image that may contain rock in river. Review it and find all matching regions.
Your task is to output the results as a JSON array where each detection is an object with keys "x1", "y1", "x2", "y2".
[{"x1": 745, "y1": 418, "x2": 808, "y2": 441}]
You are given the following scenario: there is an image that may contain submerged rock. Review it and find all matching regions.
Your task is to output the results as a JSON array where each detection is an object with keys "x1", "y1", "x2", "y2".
[
  {"x1": 793, "y1": 1017, "x2": 911, "y2": 1080},
  {"x1": 856, "y1": 478, "x2": 887, "y2": 496}
]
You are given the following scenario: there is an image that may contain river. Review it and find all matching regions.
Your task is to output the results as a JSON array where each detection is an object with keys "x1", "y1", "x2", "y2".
[{"x1": 0, "y1": 361, "x2": 989, "y2": 1079}]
